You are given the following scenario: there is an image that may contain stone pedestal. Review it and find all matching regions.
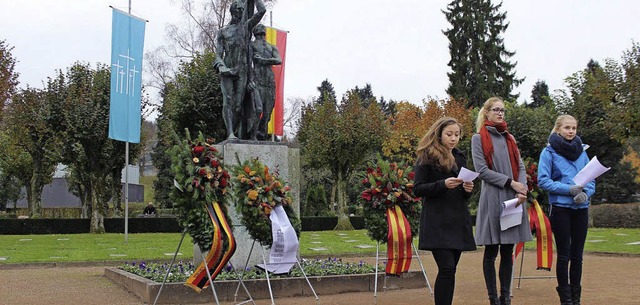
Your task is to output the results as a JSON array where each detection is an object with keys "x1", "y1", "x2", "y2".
[{"x1": 214, "y1": 140, "x2": 300, "y2": 270}]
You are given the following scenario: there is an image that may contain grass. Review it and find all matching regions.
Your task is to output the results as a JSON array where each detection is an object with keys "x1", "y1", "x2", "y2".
[
  {"x1": 0, "y1": 228, "x2": 638, "y2": 265},
  {"x1": 0, "y1": 233, "x2": 187, "y2": 264},
  {"x1": 582, "y1": 228, "x2": 640, "y2": 254}
]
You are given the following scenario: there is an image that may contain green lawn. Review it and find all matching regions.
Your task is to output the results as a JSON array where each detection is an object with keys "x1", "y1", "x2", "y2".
[{"x1": 0, "y1": 228, "x2": 638, "y2": 264}]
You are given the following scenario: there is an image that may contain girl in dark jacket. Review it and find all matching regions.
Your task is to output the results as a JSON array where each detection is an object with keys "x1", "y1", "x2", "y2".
[{"x1": 413, "y1": 117, "x2": 476, "y2": 305}]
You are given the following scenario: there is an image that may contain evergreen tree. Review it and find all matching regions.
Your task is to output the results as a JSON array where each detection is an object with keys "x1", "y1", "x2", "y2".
[
  {"x1": 346, "y1": 83, "x2": 376, "y2": 107},
  {"x1": 528, "y1": 80, "x2": 550, "y2": 108},
  {"x1": 314, "y1": 79, "x2": 337, "y2": 105},
  {"x1": 152, "y1": 51, "x2": 225, "y2": 209},
  {"x1": 378, "y1": 96, "x2": 397, "y2": 117},
  {"x1": 443, "y1": 0, "x2": 523, "y2": 107}
]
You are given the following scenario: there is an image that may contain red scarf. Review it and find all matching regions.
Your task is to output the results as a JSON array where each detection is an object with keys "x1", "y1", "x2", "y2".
[{"x1": 480, "y1": 120, "x2": 520, "y2": 181}]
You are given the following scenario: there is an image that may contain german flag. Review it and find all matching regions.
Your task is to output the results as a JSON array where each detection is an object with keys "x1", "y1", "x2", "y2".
[
  {"x1": 185, "y1": 202, "x2": 236, "y2": 292},
  {"x1": 265, "y1": 26, "x2": 286, "y2": 137},
  {"x1": 385, "y1": 205, "x2": 412, "y2": 275}
]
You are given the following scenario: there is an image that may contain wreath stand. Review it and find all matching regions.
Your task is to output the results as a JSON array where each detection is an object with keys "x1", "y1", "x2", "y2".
[
  {"x1": 233, "y1": 240, "x2": 319, "y2": 305},
  {"x1": 509, "y1": 248, "x2": 555, "y2": 297},
  {"x1": 152, "y1": 230, "x2": 255, "y2": 305},
  {"x1": 373, "y1": 241, "x2": 433, "y2": 304}
]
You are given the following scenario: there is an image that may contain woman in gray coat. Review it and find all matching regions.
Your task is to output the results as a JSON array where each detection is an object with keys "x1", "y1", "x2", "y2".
[{"x1": 471, "y1": 97, "x2": 532, "y2": 305}]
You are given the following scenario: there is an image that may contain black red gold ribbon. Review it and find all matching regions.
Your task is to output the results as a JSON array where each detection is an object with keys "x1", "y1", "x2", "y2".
[
  {"x1": 185, "y1": 201, "x2": 236, "y2": 292},
  {"x1": 514, "y1": 199, "x2": 553, "y2": 270},
  {"x1": 385, "y1": 205, "x2": 412, "y2": 275}
]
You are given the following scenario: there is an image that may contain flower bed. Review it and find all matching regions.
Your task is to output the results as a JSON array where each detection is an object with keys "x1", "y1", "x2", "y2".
[
  {"x1": 108, "y1": 258, "x2": 426, "y2": 303},
  {"x1": 120, "y1": 257, "x2": 375, "y2": 283}
]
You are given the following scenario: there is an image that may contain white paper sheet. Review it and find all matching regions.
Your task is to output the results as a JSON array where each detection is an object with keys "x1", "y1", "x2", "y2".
[
  {"x1": 457, "y1": 167, "x2": 479, "y2": 182},
  {"x1": 500, "y1": 198, "x2": 522, "y2": 231},
  {"x1": 257, "y1": 205, "x2": 299, "y2": 274},
  {"x1": 573, "y1": 156, "x2": 611, "y2": 186}
]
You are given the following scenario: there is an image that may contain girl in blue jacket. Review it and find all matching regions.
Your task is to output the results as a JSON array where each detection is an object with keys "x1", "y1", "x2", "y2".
[{"x1": 537, "y1": 115, "x2": 595, "y2": 305}]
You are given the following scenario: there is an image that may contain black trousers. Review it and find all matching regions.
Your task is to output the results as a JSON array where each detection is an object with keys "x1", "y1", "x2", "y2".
[
  {"x1": 431, "y1": 249, "x2": 462, "y2": 305},
  {"x1": 482, "y1": 244, "x2": 514, "y2": 299},
  {"x1": 550, "y1": 205, "x2": 589, "y2": 287}
]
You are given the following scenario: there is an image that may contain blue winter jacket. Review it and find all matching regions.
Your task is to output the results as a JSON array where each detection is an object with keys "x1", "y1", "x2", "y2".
[{"x1": 537, "y1": 145, "x2": 595, "y2": 209}]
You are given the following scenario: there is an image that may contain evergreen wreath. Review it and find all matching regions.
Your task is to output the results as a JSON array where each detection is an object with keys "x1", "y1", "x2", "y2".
[
  {"x1": 231, "y1": 157, "x2": 301, "y2": 246},
  {"x1": 169, "y1": 129, "x2": 232, "y2": 251},
  {"x1": 357, "y1": 157, "x2": 421, "y2": 243}
]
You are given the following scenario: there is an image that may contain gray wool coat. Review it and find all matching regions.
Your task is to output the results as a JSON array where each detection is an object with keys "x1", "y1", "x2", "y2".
[{"x1": 471, "y1": 127, "x2": 533, "y2": 245}]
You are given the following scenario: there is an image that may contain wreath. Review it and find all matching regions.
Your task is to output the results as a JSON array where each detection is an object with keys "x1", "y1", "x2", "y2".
[
  {"x1": 357, "y1": 157, "x2": 421, "y2": 243},
  {"x1": 524, "y1": 157, "x2": 548, "y2": 203},
  {"x1": 169, "y1": 129, "x2": 232, "y2": 251},
  {"x1": 231, "y1": 157, "x2": 301, "y2": 246}
]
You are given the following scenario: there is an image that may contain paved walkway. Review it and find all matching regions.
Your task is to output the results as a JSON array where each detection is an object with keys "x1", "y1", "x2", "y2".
[{"x1": 1, "y1": 250, "x2": 639, "y2": 304}]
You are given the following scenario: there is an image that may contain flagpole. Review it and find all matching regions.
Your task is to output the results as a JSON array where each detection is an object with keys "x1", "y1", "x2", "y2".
[{"x1": 124, "y1": 0, "x2": 132, "y2": 244}]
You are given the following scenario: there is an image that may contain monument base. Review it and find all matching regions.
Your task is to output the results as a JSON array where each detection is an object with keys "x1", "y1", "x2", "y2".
[{"x1": 213, "y1": 140, "x2": 300, "y2": 269}]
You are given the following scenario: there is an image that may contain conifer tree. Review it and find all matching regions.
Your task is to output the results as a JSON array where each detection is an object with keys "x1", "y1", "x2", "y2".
[
  {"x1": 443, "y1": 0, "x2": 523, "y2": 107},
  {"x1": 314, "y1": 79, "x2": 337, "y2": 105},
  {"x1": 529, "y1": 80, "x2": 551, "y2": 108}
]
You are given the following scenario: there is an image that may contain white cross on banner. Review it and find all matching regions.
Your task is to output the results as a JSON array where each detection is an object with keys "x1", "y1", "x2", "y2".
[{"x1": 108, "y1": 8, "x2": 145, "y2": 143}]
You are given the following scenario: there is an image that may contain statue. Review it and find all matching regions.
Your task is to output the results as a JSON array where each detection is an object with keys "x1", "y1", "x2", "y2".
[
  {"x1": 214, "y1": 0, "x2": 266, "y2": 140},
  {"x1": 251, "y1": 24, "x2": 282, "y2": 140}
]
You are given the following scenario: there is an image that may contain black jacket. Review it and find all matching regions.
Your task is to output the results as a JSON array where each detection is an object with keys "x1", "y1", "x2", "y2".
[{"x1": 413, "y1": 148, "x2": 476, "y2": 251}]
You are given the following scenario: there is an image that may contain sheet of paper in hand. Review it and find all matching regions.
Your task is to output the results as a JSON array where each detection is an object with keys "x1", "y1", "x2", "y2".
[
  {"x1": 500, "y1": 198, "x2": 523, "y2": 231},
  {"x1": 457, "y1": 167, "x2": 479, "y2": 182},
  {"x1": 573, "y1": 156, "x2": 610, "y2": 186}
]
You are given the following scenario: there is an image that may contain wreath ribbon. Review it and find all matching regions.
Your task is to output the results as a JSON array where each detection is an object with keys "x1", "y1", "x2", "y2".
[
  {"x1": 514, "y1": 199, "x2": 553, "y2": 270},
  {"x1": 385, "y1": 205, "x2": 412, "y2": 275},
  {"x1": 186, "y1": 201, "x2": 236, "y2": 292}
]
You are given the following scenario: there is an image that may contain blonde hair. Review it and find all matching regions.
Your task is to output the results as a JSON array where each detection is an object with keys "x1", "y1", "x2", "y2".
[
  {"x1": 475, "y1": 97, "x2": 504, "y2": 133},
  {"x1": 416, "y1": 117, "x2": 462, "y2": 171},
  {"x1": 551, "y1": 114, "x2": 577, "y2": 134}
]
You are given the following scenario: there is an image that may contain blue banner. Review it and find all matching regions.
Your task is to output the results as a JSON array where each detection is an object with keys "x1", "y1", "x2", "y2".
[{"x1": 109, "y1": 8, "x2": 145, "y2": 143}]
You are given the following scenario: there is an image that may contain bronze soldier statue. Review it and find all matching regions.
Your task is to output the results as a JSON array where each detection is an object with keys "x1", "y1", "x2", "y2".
[
  {"x1": 214, "y1": 0, "x2": 266, "y2": 140},
  {"x1": 251, "y1": 23, "x2": 282, "y2": 140}
]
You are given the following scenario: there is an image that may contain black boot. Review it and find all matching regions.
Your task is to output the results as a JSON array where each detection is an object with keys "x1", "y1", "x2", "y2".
[
  {"x1": 571, "y1": 285, "x2": 581, "y2": 305},
  {"x1": 488, "y1": 296, "x2": 500, "y2": 305},
  {"x1": 556, "y1": 286, "x2": 573, "y2": 305},
  {"x1": 499, "y1": 295, "x2": 511, "y2": 305}
]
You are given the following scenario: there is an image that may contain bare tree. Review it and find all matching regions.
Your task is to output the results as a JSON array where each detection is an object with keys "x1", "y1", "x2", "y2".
[{"x1": 283, "y1": 96, "x2": 304, "y2": 138}]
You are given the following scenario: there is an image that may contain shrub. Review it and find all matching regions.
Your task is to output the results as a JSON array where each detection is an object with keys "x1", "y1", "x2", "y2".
[{"x1": 590, "y1": 203, "x2": 640, "y2": 228}]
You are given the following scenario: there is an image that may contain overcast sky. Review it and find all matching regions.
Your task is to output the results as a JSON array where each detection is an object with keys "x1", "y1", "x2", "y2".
[{"x1": 2, "y1": 0, "x2": 640, "y2": 117}]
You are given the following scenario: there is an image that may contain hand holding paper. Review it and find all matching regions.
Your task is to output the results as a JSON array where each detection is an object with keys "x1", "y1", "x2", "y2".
[
  {"x1": 573, "y1": 156, "x2": 610, "y2": 186},
  {"x1": 457, "y1": 167, "x2": 479, "y2": 182},
  {"x1": 500, "y1": 197, "x2": 523, "y2": 231}
]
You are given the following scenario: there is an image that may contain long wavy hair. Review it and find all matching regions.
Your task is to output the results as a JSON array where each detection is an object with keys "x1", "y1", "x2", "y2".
[
  {"x1": 416, "y1": 117, "x2": 462, "y2": 171},
  {"x1": 475, "y1": 97, "x2": 504, "y2": 132}
]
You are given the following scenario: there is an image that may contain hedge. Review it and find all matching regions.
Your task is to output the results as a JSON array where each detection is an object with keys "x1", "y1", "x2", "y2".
[
  {"x1": 3, "y1": 205, "x2": 638, "y2": 234},
  {"x1": 590, "y1": 203, "x2": 640, "y2": 228}
]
